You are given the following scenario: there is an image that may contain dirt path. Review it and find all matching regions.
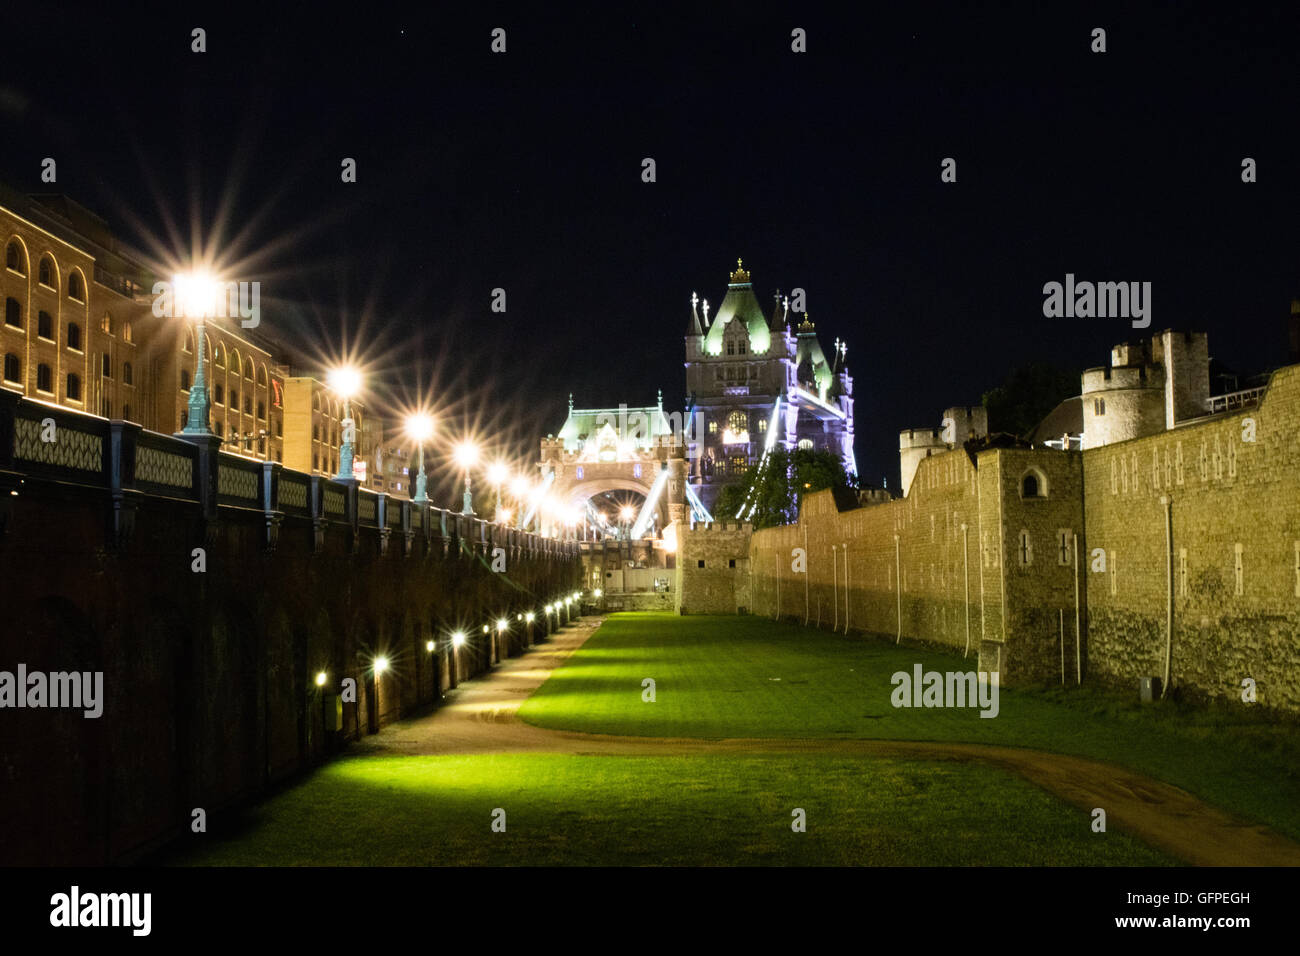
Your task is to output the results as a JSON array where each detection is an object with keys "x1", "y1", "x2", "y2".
[{"x1": 354, "y1": 617, "x2": 1300, "y2": 866}]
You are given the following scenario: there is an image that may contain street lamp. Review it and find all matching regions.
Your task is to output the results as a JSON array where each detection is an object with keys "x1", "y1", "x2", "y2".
[
  {"x1": 454, "y1": 440, "x2": 479, "y2": 514},
  {"x1": 405, "y1": 412, "x2": 435, "y2": 503},
  {"x1": 177, "y1": 272, "x2": 216, "y2": 436},
  {"x1": 328, "y1": 366, "x2": 362, "y2": 481}
]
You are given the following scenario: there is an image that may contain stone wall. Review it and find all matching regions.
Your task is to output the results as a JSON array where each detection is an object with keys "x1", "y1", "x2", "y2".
[
  {"x1": 0, "y1": 390, "x2": 582, "y2": 864},
  {"x1": 1082, "y1": 364, "x2": 1300, "y2": 710},
  {"x1": 675, "y1": 520, "x2": 753, "y2": 614},
  {"x1": 747, "y1": 362, "x2": 1300, "y2": 714}
]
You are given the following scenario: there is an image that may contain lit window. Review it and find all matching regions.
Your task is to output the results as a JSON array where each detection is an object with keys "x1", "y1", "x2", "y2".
[
  {"x1": 798, "y1": 439, "x2": 813, "y2": 451},
  {"x1": 5, "y1": 241, "x2": 22, "y2": 273},
  {"x1": 38, "y1": 256, "x2": 53, "y2": 287}
]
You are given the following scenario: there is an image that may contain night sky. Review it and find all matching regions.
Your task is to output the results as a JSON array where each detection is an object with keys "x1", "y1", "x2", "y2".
[{"x1": 3, "y1": 4, "x2": 1298, "y2": 491}]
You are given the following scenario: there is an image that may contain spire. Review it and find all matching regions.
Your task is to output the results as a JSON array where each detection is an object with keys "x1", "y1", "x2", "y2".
[
  {"x1": 730, "y1": 258, "x2": 751, "y2": 284},
  {"x1": 568, "y1": 393, "x2": 574, "y2": 413},
  {"x1": 657, "y1": 388, "x2": 663, "y2": 408},
  {"x1": 702, "y1": 298, "x2": 710, "y2": 327},
  {"x1": 688, "y1": 291, "x2": 703, "y2": 336}
]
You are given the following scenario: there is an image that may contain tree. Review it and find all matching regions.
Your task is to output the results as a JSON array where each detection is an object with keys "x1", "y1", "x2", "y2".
[
  {"x1": 717, "y1": 447, "x2": 857, "y2": 530},
  {"x1": 981, "y1": 362, "x2": 1079, "y2": 438}
]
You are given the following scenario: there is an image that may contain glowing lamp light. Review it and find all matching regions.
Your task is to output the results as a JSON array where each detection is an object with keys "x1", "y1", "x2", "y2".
[
  {"x1": 175, "y1": 272, "x2": 218, "y2": 320},
  {"x1": 511, "y1": 475, "x2": 530, "y2": 497},
  {"x1": 496, "y1": 618, "x2": 508, "y2": 632},
  {"x1": 328, "y1": 365, "x2": 362, "y2": 399},
  {"x1": 482, "y1": 625, "x2": 490, "y2": 634},
  {"x1": 373, "y1": 656, "x2": 389, "y2": 675},
  {"x1": 426, "y1": 640, "x2": 435, "y2": 652},
  {"x1": 594, "y1": 588, "x2": 603, "y2": 598},
  {"x1": 620, "y1": 506, "x2": 635, "y2": 522},
  {"x1": 451, "y1": 631, "x2": 466, "y2": 648},
  {"x1": 487, "y1": 461, "x2": 509, "y2": 485},
  {"x1": 454, "y1": 440, "x2": 480, "y2": 469},
  {"x1": 314, "y1": 671, "x2": 327, "y2": 687},
  {"x1": 406, "y1": 413, "x2": 434, "y2": 441},
  {"x1": 525, "y1": 612, "x2": 535, "y2": 623},
  {"x1": 498, "y1": 507, "x2": 513, "y2": 523}
]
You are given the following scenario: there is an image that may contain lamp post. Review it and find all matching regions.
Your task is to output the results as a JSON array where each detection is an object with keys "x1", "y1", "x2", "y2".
[
  {"x1": 177, "y1": 273, "x2": 216, "y2": 436},
  {"x1": 454, "y1": 440, "x2": 479, "y2": 514},
  {"x1": 406, "y1": 413, "x2": 434, "y2": 504},
  {"x1": 328, "y1": 366, "x2": 362, "y2": 481}
]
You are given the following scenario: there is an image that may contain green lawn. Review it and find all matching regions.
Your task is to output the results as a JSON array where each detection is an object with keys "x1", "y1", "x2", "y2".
[
  {"x1": 518, "y1": 612, "x2": 1300, "y2": 841},
  {"x1": 172, "y1": 754, "x2": 1172, "y2": 866}
]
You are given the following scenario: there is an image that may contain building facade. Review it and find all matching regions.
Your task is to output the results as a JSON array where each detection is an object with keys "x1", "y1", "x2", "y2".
[
  {"x1": 1, "y1": 188, "x2": 287, "y2": 463},
  {"x1": 684, "y1": 260, "x2": 855, "y2": 515}
]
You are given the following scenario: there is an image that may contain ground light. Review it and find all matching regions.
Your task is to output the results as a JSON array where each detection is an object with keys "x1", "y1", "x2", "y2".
[{"x1": 451, "y1": 631, "x2": 466, "y2": 648}]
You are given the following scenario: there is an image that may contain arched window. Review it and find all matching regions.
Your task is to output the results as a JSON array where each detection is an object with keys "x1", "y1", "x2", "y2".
[
  {"x1": 797, "y1": 438, "x2": 814, "y2": 451},
  {"x1": 312, "y1": 393, "x2": 320, "y2": 412},
  {"x1": 214, "y1": 342, "x2": 224, "y2": 366},
  {"x1": 37, "y1": 311, "x2": 52, "y2": 339},
  {"x1": 312, "y1": 423, "x2": 319, "y2": 441},
  {"x1": 6, "y1": 241, "x2": 24, "y2": 273},
  {"x1": 68, "y1": 272, "x2": 83, "y2": 300},
  {"x1": 3, "y1": 353, "x2": 20, "y2": 382},
  {"x1": 38, "y1": 256, "x2": 54, "y2": 288},
  {"x1": 180, "y1": 369, "x2": 191, "y2": 391},
  {"x1": 67, "y1": 323, "x2": 82, "y2": 350},
  {"x1": 726, "y1": 341, "x2": 735, "y2": 355},
  {"x1": 66, "y1": 373, "x2": 81, "y2": 401},
  {"x1": 121, "y1": 322, "x2": 133, "y2": 344},
  {"x1": 727, "y1": 410, "x2": 747, "y2": 434},
  {"x1": 100, "y1": 312, "x2": 112, "y2": 334},
  {"x1": 257, "y1": 364, "x2": 267, "y2": 386},
  {"x1": 183, "y1": 329, "x2": 194, "y2": 353},
  {"x1": 1021, "y1": 469, "x2": 1048, "y2": 499},
  {"x1": 123, "y1": 362, "x2": 133, "y2": 386},
  {"x1": 5, "y1": 297, "x2": 22, "y2": 328},
  {"x1": 36, "y1": 363, "x2": 51, "y2": 392},
  {"x1": 738, "y1": 340, "x2": 747, "y2": 355},
  {"x1": 244, "y1": 358, "x2": 253, "y2": 380}
]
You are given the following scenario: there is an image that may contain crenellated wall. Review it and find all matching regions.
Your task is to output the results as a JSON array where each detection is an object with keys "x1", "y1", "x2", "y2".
[{"x1": 745, "y1": 362, "x2": 1300, "y2": 718}]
